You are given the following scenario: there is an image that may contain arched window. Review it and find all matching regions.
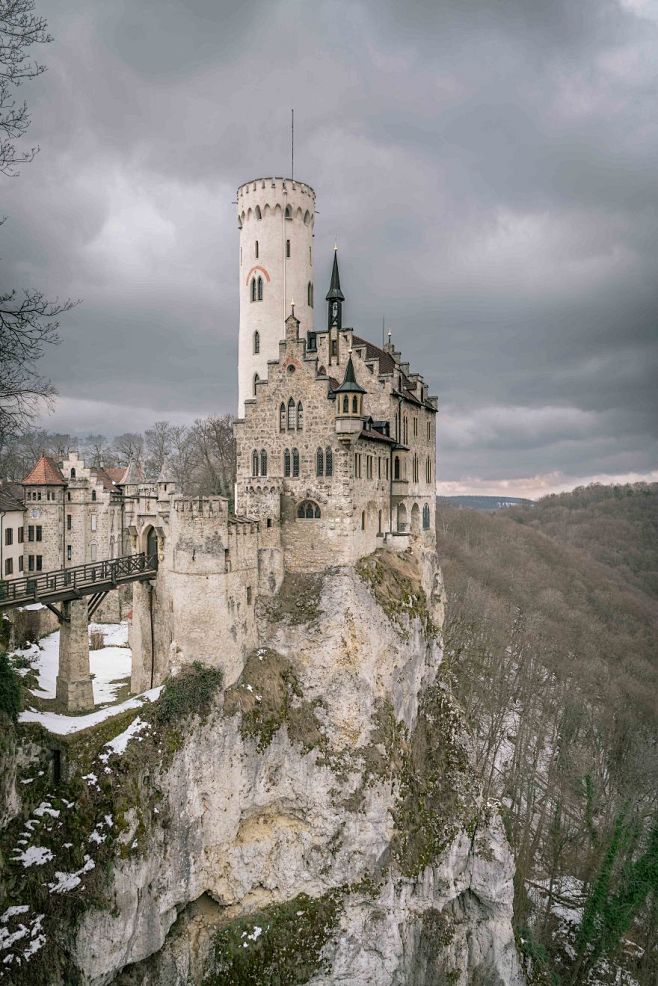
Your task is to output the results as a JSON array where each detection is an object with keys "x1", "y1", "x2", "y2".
[
  {"x1": 284, "y1": 449, "x2": 291, "y2": 477},
  {"x1": 307, "y1": 282, "x2": 313, "y2": 307},
  {"x1": 292, "y1": 448, "x2": 300, "y2": 477},
  {"x1": 257, "y1": 276, "x2": 263, "y2": 301},
  {"x1": 279, "y1": 402, "x2": 286, "y2": 431},
  {"x1": 287, "y1": 397, "x2": 296, "y2": 430},
  {"x1": 297, "y1": 401, "x2": 304, "y2": 430},
  {"x1": 252, "y1": 450, "x2": 259, "y2": 476},
  {"x1": 316, "y1": 448, "x2": 324, "y2": 477},
  {"x1": 253, "y1": 330, "x2": 260, "y2": 354},
  {"x1": 394, "y1": 456, "x2": 400, "y2": 480},
  {"x1": 423, "y1": 504, "x2": 430, "y2": 530},
  {"x1": 255, "y1": 240, "x2": 259, "y2": 258},
  {"x1": 250, "y1": 277, "x2": 257, "y2": 302},
  {"x1": 70, "y1": 468, "x2": 76, "y2": 478},
  {"x1": 325, "y1": 447, "x2": 333, "y2": 477},
  {"x1": 342, "y1": 395, "x2": 349, "y2": 414},
  {"x1": 255, "y1": 205, "x2": 262, "y2": 220},
  {"x1": 92, "y1": 490, "x2": 97, "y2": 502},
  {"x1": 260, "y1": 449, "x2": 267, "y2": 476},
  {"x1": 297, "y1": 500, "x2": 321, "y2": 519},
  {"x1": 285, "y1": 205, "x2": 292, "y2": 220},
  {"x1": 352, "y1": 396, "x2": 359, "y2": 414},
  {"x1": 253, "y1": 372, "x2": 259, "y2": 396}
]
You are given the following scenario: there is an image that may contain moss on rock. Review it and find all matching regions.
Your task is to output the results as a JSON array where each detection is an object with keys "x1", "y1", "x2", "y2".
[
  {"x1": 261, "y1": 572, "x2": 324, "y2": 626},
  {"x1": 393, "y1": 685, "x2": 476, "y2": 877},
  {"x1": 203, "y1": 889, "x2": 344, "y2": 985},
  {"x1": 356, "y1": 550, "x2": 438, "y2": 639}
]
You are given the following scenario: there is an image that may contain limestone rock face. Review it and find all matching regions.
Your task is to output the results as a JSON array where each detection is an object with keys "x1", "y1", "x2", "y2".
[{"x1": 71, "y1": 548, "x2": 524, "y2": 986}]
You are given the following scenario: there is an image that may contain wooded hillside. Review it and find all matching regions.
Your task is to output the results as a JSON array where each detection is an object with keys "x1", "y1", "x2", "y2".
[{"x1": 437, "y1": 483, "x2": 658, "y2": 985}]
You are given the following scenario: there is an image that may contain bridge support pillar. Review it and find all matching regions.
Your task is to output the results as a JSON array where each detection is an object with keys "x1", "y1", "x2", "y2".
[{"x1": 56, "y1": 599, "x2": 94, "y2": 712}]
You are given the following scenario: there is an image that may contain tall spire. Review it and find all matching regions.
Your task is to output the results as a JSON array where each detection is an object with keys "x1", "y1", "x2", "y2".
[
  {"x1": 326, "y1": 248, "x2": 344, "y2": 331},
  {"x1": 326, "y1": 248, "x2": 344, "y2": 302}
]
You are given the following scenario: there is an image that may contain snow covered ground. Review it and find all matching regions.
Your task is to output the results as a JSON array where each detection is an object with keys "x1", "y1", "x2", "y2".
[{"x1": 9, "y1": 621, "x2": 159, "y2": 735}]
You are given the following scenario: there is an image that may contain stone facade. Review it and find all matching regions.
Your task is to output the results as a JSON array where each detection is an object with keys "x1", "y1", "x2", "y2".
[
  {"x1": 237, "y1": 177, "x2": 315, "y2": 414},
  {"x1": 0, "y1": 486, "x2": 26, "y2": 581},
  {"x1": 20, "y1": 452, "x2": 125, "y2": 576}
]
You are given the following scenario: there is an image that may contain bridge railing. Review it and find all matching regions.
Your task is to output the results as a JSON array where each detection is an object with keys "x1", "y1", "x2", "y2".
[{"x1": 0, "y1": 552, "x2": 158, "y2": 607}]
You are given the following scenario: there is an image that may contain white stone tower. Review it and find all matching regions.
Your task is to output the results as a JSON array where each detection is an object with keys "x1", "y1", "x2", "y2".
[{"x1": 237, "y1": 177, "x2": 315, "y2": 415}]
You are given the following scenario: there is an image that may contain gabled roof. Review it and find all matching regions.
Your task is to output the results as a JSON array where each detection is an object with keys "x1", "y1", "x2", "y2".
[
  {"x1": 104, "y1": 467, "x2": 126, "y2": 485},
  {"x1": 118, "y1": 460, "x2": 145, "y2": 486},
  {"x1": 0, "y1": 487, "x2": 25, "y2": 512},
  {"x1": 90, "y1": 466, "x2": 115, "y2": 491},
  {"x1": 157, "y1": 457, "x2": 176, "y2": 484},
  {"x1": 351, "y1": 335, "x2": 396, "y2": 376},
  {"x1": 22, "y1": 455, "x2": 66, "y2": 486}
]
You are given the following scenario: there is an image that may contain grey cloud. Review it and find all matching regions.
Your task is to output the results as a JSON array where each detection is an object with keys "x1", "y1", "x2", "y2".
[{"x1": 2, "y1": 0, "x2": 657, "y2": 492}]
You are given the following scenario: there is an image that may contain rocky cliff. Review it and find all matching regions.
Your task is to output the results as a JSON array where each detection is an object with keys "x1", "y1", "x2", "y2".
[{"x1": 0, "y1": 548, "x2": 524, "y2": 985}]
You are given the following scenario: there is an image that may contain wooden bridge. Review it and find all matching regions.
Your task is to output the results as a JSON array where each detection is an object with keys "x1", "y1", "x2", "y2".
[{"x1": 0, "y1": 552, "x2": 157, "y2": 618}]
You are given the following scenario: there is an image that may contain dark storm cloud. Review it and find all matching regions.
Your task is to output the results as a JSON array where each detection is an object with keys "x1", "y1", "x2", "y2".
[{"x1": 2, "y1": 0, "x2": 657, "y2": 494}]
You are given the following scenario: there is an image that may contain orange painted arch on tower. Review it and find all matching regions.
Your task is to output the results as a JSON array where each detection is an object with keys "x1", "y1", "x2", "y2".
[{"x1": 244, "y1": 265, "x2": 271, "y2": 285}]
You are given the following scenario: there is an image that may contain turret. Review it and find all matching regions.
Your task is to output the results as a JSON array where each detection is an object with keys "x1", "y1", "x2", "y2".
[
  {"x1": 157, "y1": 457, "x2": 176, "y2": 501},
  {"x1": 334, "y1": 354, "x2": 366, "y2": 437},
  {"x1": 326, "y1": 247, "x2": 344, "y2": 331},
  {"x1": 236, "y1": 177, "x2": 315, "y2": 416}
]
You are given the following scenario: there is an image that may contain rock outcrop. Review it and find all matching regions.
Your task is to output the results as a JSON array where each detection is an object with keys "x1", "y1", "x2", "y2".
[{"x1": 1, "y1": 548, "x2": 524, "y2": 985}]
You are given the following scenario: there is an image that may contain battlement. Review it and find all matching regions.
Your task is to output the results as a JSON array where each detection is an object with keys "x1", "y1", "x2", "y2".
[
  {"x1": 173, "y1": 495, "x2": 229, "y2": 519},
  {"x1": 238, "y1": 177, "x2": 315, "y2": 228}
]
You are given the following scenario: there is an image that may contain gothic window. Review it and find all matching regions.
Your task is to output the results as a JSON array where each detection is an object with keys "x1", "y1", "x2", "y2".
[
  {"x1": 253, "y1": 373, "x2": 259, "y2": 396},
  {"x1": 257, "y1": 276, "x2": 263, "y2": 301},
  {"x1": 352, "y1": 396, "x2": 359, "y2": 414},
  {"x1": 92, "y1": 490, "x2": 97, "y2": 502},
  {"x1": 394, "y1": 456, "x2": 400, "y2": 481},
  {"x1": 252, "y1": 450, "x2": 259, "y2": 476},
  {"x1": 286, "y1": 239, "x2": 291, "y2": 258},
  {"x1": 260, "y1": 449, "x2": 267, "y2": 476},
  {"x1": 297, "y1": 500, "x2": 321, "y2": 519},
  {"x1": 279, "y1": 402, "x2": 286, "y2": 431},
  {"x1": 287, "y1": 397, "x2": 296, "y2": 430},
  {"x1": 342, "y1": 395, "x2": 349, "y2": 414},
  {"x1": 307, "y1": 282, "x2": 313, "y2": 307},
  {"x1": 255, "y1": 240, "x2": 259, "y2": 258},
  {"x1": 255, "y1": 205, "x2": 262, "y2": 220},
  {"x1": 423, "y1": 504, "x2": 430, "y2": 530},
  {"x1": 316, "y1": 448, "x2": 324, "y2": 477},
  {"x1": 297, "y1": 401, "x2": 304, "y2": 430},
  {"x1": 284, "y1": 449, "x2": 291, "y2": 477},
  {"x1": 285, "y1": 205, "x2": 292, "y2": 220},
  {"x1": 292, "y1": 448, "x2": 300, "y2": 477},
  {"x1": 254, "y1": 330, "x2": 260, "y2": 354},
  {"x1": 250, "y1": 277, "x2": 257, "y2": 302},
  {"x1": 325, "y1": 447, "x2": 333, "y2": 477},
  {"x1": 413, "y1": 454, "x2": 418, "y2": 483},
  {"x1": 70, "y1": 468, "x2": 76, "y2": 478}
]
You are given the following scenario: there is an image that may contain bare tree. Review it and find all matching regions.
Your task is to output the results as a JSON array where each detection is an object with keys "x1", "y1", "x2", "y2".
[
  {"x1": 111, "y1": 432, "x2": 145, "y2": 468},
  {"x1": 0, "y1": 2, "x2": 77, "y2": 446},
  {"x1": 0, "y1": 0, "x2": 51, "y2": 176}
]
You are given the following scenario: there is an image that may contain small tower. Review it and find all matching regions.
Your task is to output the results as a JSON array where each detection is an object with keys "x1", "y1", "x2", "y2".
[
  {"x1": 326, "y1": 247, "x2": 344, "y2": 331},
  {"x1": 334, "y1": 354, "x2": 366, "y2": 436},
  {"x1": 237, "y1": 177, "x2": 316, "y2": 415},
  {"x1": 157, "y1": 457, "x2": 176, "y2": 502}
]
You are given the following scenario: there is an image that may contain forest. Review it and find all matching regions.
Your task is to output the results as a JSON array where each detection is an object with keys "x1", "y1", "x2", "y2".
[{"x1": 437, "y1": 483, "x2": 658, "y2": 985}]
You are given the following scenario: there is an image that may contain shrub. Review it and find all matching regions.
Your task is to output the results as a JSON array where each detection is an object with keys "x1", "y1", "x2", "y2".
[
  {"x1": 0, "y1": 650, "x2": 22, "y2": 722},
  {"x1": 152, "y1": 661, "x2": 223, "y2": 727},
  {"x1": 89, "y1": 630, "x2": 105, "y2": 650}
]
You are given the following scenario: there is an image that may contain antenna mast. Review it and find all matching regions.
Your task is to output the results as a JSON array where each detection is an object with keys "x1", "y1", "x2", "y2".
[{"x1": 291, "y1": 108, "x2": 294, "y2": 180}]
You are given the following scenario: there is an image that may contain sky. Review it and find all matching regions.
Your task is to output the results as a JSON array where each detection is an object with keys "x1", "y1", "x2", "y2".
[{"x1": 3, "y1": 0, "x2": 658, "y2": 498}]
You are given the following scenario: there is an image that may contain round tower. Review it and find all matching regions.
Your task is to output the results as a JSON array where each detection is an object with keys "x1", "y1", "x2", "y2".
[{"x1": 237, "y1": 177, "x2": 315, "y2": 415}]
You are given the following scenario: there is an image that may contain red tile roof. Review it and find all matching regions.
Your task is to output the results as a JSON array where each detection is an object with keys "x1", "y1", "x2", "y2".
[
  {"x1": 104, "y1": 467, "x2": 125, "y2": 485},
  {"x1": 22, "y1": 455, "x2": 66, "y2": 485}
]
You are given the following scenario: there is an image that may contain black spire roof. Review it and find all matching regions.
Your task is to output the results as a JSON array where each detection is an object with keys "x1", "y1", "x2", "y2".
[
  {"x1": 325, "y1": 248, "x2": 345, "y2": 302},
  {"x1": 333, "y1": 355, "x2": 366, "y2": 394}
]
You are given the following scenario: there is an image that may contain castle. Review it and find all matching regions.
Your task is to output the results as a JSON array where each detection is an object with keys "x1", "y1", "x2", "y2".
[
  {"x1": 125, "y1": 176, "x2": 438, "y2": 692},
  {"x1": 5, "y1": 176, "x2": 439, "y2": 704}
]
